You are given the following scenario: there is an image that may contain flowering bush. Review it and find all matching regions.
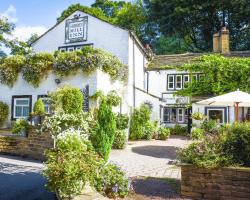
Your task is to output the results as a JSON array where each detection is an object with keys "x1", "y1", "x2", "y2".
[
  {"x1": 0, "y1": 47, "x2": 128, "y2": 87},
  {"x1": 0, "y1": 101, "x2": 9, "y2": 127},
  {"x1": 22, "y1": 53, "x2": 54, "y2": 87},
  {"x1": 41, "y1": 112, "x2": 91, "y2": 137},
  {"x1": 44, "y1": 129, "x2": 101, "y2": 199},
  {"x1": 54, "y1": 51, "x2": 83, "y2": 77},
  {"x1": 94, "y1": 163, "x2": 131, "y2": 198},
  {"x1": 0, "y1": 55, "x2": 25, "y2": 87}
]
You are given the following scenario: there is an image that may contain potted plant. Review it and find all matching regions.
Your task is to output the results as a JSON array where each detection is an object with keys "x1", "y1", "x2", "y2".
[
  {"x1": 32, "y1": 99, "x2": 46, "y2": 126},
  {"x1": 12, "y1": 119, "x2": 30, "y2": 136}
]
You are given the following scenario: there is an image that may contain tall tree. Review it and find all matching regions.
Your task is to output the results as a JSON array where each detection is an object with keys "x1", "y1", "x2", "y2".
[
  {"x1": 144, "y1": 0, "x2": 250, "y2": 52},
  {"x1": 0, "y1": 17, "x2": 14, "y2": 53}
]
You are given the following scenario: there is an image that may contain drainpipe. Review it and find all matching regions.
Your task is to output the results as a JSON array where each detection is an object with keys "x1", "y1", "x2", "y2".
[{"x1": 133, "y1": 40, "x2": 136, "y2": 108}]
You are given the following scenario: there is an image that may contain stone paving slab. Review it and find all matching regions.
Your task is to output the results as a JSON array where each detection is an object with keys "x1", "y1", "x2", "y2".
[{"x1": 109, "y1": 136, "x2": 191, "y2": 179}]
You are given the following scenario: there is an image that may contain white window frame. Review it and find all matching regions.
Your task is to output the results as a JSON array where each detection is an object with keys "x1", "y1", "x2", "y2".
[
  {"x1": 207, "y1": 108, "x2": 225, "y2": 124},
  {"x1": 168, "y1": 75, "x2": 175, "y2": 90},
  {"x1": 175, "y1": 75, "x2": 182, "y2": 90},
  {"x1": 163, "y1": 107, "x2": 170, "y2": 122},
  {"x1": 60, "y1": 48, "x2": 66, "y2": 52},
  {"x1": 183, "y1": 75, "x2": 189, "y2": 88},
  {"x1": 192, "y1": 74, "x2": 197, "y2": 82},
  {"x1": 177, "y1": 108, "x2": 185, "y2": 123},
  {"x1": 13, "y1": 98, "x2": 30, "y2": 119},
  {"x1": 67, "y1": 47, "x2": 74, "y2": 52}
]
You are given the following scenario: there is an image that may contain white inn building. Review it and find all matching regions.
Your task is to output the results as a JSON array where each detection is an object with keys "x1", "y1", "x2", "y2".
[{"x1": 0, "y1": 10, "x2": 250, "y2": 130}]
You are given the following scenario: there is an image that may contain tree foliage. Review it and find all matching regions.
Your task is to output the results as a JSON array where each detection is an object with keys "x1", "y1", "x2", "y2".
[
  {"x1": 144, "y1": 0, "x2": 250, "y2": 52},
  {"x1": 176, "y1": 54, "x2": 250, "y2": 96}
]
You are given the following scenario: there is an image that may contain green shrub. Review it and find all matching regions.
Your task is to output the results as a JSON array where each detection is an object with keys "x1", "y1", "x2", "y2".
[
  {"x1": 50, "y1": 85, "x2": 83, "y2": 115},
  {"x1": 201, "y1": 120, "x2": 218, "y2": 133},
  {"x1": 0, "y1": 101, "x2": 9, "y2": 127},
  {"x1": 90, "y1": 98, "x2": 116, "y2": 161},
  {"x1": 115, "y1": 114, "x2": 129, "y2": 130},
  {"x1": 113, "y1": 130, "x2": 127, "y2": 149},
  {"x1": 12, "y1": 119, "x2": 30, "y2": 134},
  {"x1": 144, "y1": 121, "x2": 157, "y2": 140},
  {"x1": 129, "y1": 104, "x2": 153, "y2": 140},
  {"x1": 157, "y1": 127, "x2": 170, "y2": 140},
  {"x1": 178, "y1": 135, "x2": 232, "y2": 168},
  {"x1": 33, "y1": 99, "x2": 45, "y2": 115},
  {"x1": 170, "y1": 124, "x2": 188, "y2": 136},
  {"x1": 44, "y1": 129, "x2": 101, "y2": 199},
  {"x1": 94, "y1": 163, "x2": 131, "y2": 198},
  {"x1": 222, "y1": 122, "x2": 250, "y2": 167},
  {"x1": 191, "y1": 128, "x2": 205, "y2": 140}
]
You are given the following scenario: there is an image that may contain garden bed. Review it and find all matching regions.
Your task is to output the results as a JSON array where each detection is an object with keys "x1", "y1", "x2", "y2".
[{"x1": 181, "y1": 164, "x2": 250, "y2": 199}]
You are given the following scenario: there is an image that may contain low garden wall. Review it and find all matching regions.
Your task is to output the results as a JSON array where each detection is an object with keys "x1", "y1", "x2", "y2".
[
  {"x1": 181, "y1": 164, "x2": 250, "y2": 200},
  {"x1": 0, "y1": 129, "x2": 53, "y2": 161}
]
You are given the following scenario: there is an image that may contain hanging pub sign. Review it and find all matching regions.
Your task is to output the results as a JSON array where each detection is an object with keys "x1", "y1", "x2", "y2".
[{"x1": 65, "y1": 16, "x2": 88, "y2": 43}]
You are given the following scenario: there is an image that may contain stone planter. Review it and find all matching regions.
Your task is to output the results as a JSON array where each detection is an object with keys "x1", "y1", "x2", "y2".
[
  {"x1": 56, "y1": 184, "x2": 108, "y2": 200},
  {"x1": 181, "y1": 164, "x2": 250, "y2": 200}
]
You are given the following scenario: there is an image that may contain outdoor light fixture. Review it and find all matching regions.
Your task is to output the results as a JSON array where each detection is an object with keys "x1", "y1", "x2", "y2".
[{"x1": 55, "y1": 79, "x2": 61, "y2": 85}]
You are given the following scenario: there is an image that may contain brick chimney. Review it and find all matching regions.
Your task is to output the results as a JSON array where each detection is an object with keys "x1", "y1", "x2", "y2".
[{"x1": 213, "y1": 27, "x2": 230, "y2": 54}]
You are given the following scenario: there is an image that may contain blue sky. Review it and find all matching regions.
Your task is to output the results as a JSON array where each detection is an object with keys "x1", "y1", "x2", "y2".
[{"x1": 0, "y1": 0, "x2": 130, "y2": 41}]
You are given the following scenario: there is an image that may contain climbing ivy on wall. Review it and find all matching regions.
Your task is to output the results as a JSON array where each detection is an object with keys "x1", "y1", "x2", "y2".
[
  {"x1": 176, "y1": 54, "x2": 250, "y2": 97},
  {"x1": 0, "y1": 47, "x2": 128, "y2": 88}
]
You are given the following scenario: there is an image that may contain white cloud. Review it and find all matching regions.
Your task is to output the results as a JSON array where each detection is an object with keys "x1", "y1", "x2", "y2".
[
  {"x1": 0, "y1": 5, "x2": 18, "y2": 23},
  {"x1": 12, "y1": 25, "x2": 47, "y2": 41}
]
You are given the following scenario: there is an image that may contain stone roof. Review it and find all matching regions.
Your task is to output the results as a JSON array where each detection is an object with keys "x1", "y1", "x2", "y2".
[{"x1": 147, "y1": 51, "x2": 250, "y2": 70}]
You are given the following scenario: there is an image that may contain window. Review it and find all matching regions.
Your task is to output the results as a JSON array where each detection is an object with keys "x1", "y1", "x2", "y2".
[
  {"x1": 60, "y1": 48, "x2": 66, "y2": 52},
  {"x1": 183, "y1": 75, "x2": 189, "y2": 88},
  {"x1": 199, "y1": 74, "x2": 205, "y2": 81},
  {"x1": 175, "y1": 75, "x2": 182, "y2": 89},
  {"x1": 12, "y1": 96, "x2": 32, "y2": 119},
  {"x1": 163, "y1": 107, "x2": 188, "y2": 123},
  {"x1": 178, "y1": 108, "x2": 184, "y2": 122},
  {"x1": 207, "y1": 109, "x2": 224, "y2": 123},
  {"x1": 168, "y1": 75, "x2": 174, "y2": 89},
  {"x1": 192, "y1": 74, "x2": 197, "y2": 82},
  {"x1": 163, "y1": 108, "x2": 170, "y2": 122},
  {"x1": 68, "y1": 47, "x2": 74, "y2": 52}
]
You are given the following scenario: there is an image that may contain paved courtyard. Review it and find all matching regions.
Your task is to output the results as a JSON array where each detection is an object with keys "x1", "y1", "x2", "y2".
[
  {"x1": 109, "y1": 136, "x2": 191, "y2": 179},
  {"x1": 0, "y1": 155, "x2": 55, "y2": 200}
]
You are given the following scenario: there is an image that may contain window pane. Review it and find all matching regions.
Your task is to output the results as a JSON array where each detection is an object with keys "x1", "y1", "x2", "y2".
[
  {"x1": 16, "y1": 99, "x2": 29, "y2": 105},
  {"x1": 176, "y1": 76, "x2": 182, "y2": 89},
  {"x1": 15, "y1": 106, "x2": 22, "y2": 117},
  {"x1": 168, "y1": 76, "x2": 174, "y2": 89},
  {"x1": 170, "y1": 108, "x2": 177, "y2": 122},
  {"x1": 178, "y1": 109, "x2": 184, "y2": 122},
  {"x1": 22, "y1": 106, "x2": 30, "y2": 117},
  {"x1": 163, "y1": 108, "x2": 170, "y2": 122},
  {"x1": 208, "y1": 110, "x2": 223, "y2": 123}
]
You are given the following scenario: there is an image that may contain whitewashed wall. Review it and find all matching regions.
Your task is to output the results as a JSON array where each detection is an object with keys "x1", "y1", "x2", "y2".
[
  {"x1": 32, "y1": 11, "x2": 129, "y2": 65},
  {"x1": 0, "y1": 69, "x2": 127, "y2": 128}
]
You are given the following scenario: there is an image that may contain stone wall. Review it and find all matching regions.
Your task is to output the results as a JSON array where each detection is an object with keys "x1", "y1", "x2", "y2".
[
  {"x1": 181, "y1": 164, "x2": 250, "y2": 200},
  {"x1": 0, "y1": 129, "x2": 53, "y2": 161}
]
